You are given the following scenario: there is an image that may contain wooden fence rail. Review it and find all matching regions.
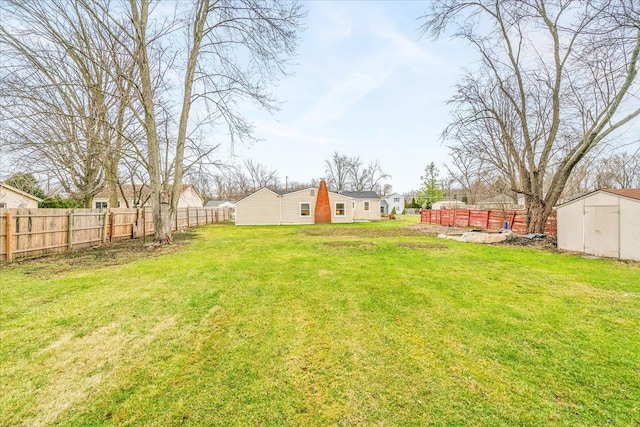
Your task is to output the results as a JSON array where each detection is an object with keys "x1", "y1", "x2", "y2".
[
  {"x1": 0, "y1": 207, "x2": 230, "y2": 262},
  {"x1": 421, "y1": 208, "x2": 557, "y2": 235}
]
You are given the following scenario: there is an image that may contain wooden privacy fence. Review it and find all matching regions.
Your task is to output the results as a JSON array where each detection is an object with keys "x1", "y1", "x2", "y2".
[
  {"x1": 421, "y1": 208, "x2": 557, "y2": 235},
  {"x1": 0, "y1": 207, "x2": 230, "y2": 262}
]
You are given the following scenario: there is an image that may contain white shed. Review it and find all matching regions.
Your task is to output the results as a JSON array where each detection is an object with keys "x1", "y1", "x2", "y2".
[
  {"x1": 556, "y1": 188, "x2": 640, "y2": 261},
  {"x1": 0, "y1": 183, "x2": 42, "y2": 208}
]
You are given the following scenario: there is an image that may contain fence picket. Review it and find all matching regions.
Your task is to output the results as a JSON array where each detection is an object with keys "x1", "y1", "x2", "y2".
[{"x1": 0, "y1": 207, "x2": 229, "y2": 262}]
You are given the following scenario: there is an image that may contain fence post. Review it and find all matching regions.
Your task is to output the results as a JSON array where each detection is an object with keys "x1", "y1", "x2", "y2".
[
  {"x1": 196, "y1": 208, "x2": 199, "y2": 226},
  {"x1": 109, "y1": 211, "x2": 115, "y2": 242},
  {"x1": 6, "y1": 211, "x2": 13, "y2": 263},
  {"x1": 186, "y1": 207, "x2": 190, "y2": 228},
  {"x1": 486, "y1": 210, "x2": 491, "y2": 229},
  {"x1": 67, "y1": 211, "x2": 74, "y2": 250},
  {"x1": 102, "y1": 210, "x2": 109, "y2": 244}
]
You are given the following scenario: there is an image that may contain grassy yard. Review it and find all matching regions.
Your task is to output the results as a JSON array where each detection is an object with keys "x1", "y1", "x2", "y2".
[{"x1": 1, "y1": 217, "x2": 639, "y2": 426}]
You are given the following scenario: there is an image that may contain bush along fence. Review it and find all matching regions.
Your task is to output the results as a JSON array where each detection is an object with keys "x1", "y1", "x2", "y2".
[
  {"x1": 0, "y1": 207, "x2": 231, "y2": 263},
  {"x1": 421, "y1": 208, "x2": 557, "y2": 235}
]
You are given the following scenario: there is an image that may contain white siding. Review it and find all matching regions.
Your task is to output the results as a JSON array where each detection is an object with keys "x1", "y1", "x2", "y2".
[
  {"x1": 280, "y1": 189, "x2": 316, "y2": 224},
  {"x1": 329, "y1": 193, "x2": 354, "y2": 223},
  {"x1": 235, "y1": 188, "x2": 281, "y2": 225},
  {"x1": 556, "y1": 191, "x2": 640, "y2": 261},
  {"x1": 353, "y1": 199, "x2": 381, "y2": 221},
  {"x1": 177, "y1": 186, "x2": 204, "y2": 207},
  {"x1": 620, "y1": 197, "x2": 640, "y2": 261},
  {"x1": 0, "y1": 185, "x2": 40, "y2": 208}
]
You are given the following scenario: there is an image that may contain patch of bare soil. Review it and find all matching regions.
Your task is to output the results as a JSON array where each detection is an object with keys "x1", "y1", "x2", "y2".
[
  {"x1": 405, "y1": 224, "x2": 471, "y2": 235},
  {"x1": 322, "y1": 241, "x2": 377, "y2": 249},
  {"x1": 498, "y1": 233, "x2": 558, "y2": 250},
  {"x1": 301, "y1": 226, "x2": 435, "y2": 238},
  {"x1": 396, "y1": 242, "x2": 449, "y2": 251},
  {"x1": 404, "y1": 224, "x2": 559, "y2": 252},
  {"x1": 4, "y1": 231, "x2": 198, "y2": 276}
]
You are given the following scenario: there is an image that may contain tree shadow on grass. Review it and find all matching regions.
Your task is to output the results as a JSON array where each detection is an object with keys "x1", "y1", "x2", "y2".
[{"x1": 3, "y1": 229, "x2": 200, "y2": 276}]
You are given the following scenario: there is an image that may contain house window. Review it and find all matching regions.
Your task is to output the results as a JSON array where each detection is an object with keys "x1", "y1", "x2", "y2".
[
  {"x1": 95, "y1": 201, "x2": 107, "y2": 209},
  {"x1": 364, "y1": 201, "x2": 370, "y2": 211},
  {"x1": 394, "y1": 197, "x2": 399, "y2": 203},
  {"x1": 335, "y1": 202, "x2": 346, "y2": 217},
  {"x1": 300, "y1": 202, "x2": 310, "y2": 216},
  {"x1": 0, "y1": 203, "x2": 6, "y2": 208},
  {"x1": 310, "y1": 190, "x2": 315, "y2": 196}
]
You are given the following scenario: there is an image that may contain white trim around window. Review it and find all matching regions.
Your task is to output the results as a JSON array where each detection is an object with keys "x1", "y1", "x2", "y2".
[
  {"x1": 363, "y1": 200, "x2": 370, "y2": 211},
  {"x1": 335, "y1": 202, "x2": 346, "y2": 217},
  {"x1": 299, "y1": 202, "x2": 311, "y2": 217}
]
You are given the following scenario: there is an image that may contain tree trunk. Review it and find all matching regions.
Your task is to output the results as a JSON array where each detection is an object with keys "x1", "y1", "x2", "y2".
[
  {"x1": 153, "y1": 187, "x2": 173, "y2": 244},
  {"x1": 525, "y1": 196, "x2": 554, "y2": 234}
]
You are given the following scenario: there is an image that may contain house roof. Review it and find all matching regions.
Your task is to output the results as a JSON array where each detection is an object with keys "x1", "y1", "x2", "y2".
[
  {"x1": 556, "y1": 188, "x2": 640, "y2": 208},
  {"x1": 205, "y1": 200, "x2": 236, "y2": 207},
  {"x1": 0, "y1": 182, "x2": 43, "y2": 202},
  {"x1": 339, "y1": 191, "x2": 379, "y2": 199}
]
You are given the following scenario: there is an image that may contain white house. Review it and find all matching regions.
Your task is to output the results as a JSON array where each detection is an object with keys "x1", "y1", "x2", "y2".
[
  {"x1": 235, "y1": 187, "x2": 355, "y2": 225},
  {"x1": 92, "y1": 184, "x2": 203, "y2": 209},
  {"x1": 380, "y1": 193, "x2": 405, "y2": 215},
  {"x1": 0, "y1": 183, "x2": 42, "y2": 208},
  {"x1": 556, "y1": 188, "x2": 640, "y2": 261}
]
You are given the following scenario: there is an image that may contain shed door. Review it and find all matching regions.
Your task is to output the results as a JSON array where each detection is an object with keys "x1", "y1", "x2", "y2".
[{"x1": 584, "y1": 206, "x2": 619, "y2": 258}]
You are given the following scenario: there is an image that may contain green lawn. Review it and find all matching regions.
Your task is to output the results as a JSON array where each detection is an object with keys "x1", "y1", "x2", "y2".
[{"x1": 1, "y1": 217, "x2": 639, "y2": 426}]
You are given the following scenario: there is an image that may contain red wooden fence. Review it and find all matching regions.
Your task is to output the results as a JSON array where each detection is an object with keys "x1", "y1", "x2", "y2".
[{"x1": 421, "y1": 208, "x2": 557, "y2": 235}]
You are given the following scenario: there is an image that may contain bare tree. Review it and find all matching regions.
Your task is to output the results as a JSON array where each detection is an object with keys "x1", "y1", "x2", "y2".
[
  {"x1": 324, "y1": 151, "x2": 353, "y2": 192},
  {"x1": 444, "y1": 150, "x2": 495, "y2": 205},
  {"x1": 325, "y1": 151, "x2": 391, "y2": 192},
  {"x1": 349, "y1": 158, "x2": 391, "y2": 192},
  {"x1": 422, "y1": 0, "x2": 640, "y2": 232},
  {"x1": 92, "y1": 0, "x2": 304, "y2": 243},
  {"x1": 0, "y1": 0, "x2": 139, "y2": 207}
]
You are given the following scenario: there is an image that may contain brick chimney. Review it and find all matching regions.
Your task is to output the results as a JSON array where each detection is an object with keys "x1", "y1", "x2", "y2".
[{"x1": 314, "y1": 179, "x2": 331, "y2": 224}]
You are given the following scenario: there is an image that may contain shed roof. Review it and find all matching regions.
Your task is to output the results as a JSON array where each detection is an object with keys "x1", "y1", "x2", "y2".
[
  {"x1": 556, "y1": 188, "x2": 640, "y2": 208},
  {"x1": 601, "y1": 188, "x2": 640, "y2": 200}
]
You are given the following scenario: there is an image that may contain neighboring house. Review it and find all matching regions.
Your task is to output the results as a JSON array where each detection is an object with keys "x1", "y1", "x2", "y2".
[
  {"x1": 92, "y1": 184, "x2": 203, "y2": 209},
  {"x1": 474, "y1": 194, "x2": 525, "y2": 209},
  {"x1": 235, "y1": 186, "x2": 355, "y2": 225},
  {"x1": 432, "y1": 200, "x2": 467, "y2": 210},
  {"x1": 205, "y1": 200, "x2": 236, "y2": 216},
  {"x1": 340, "y1": 191, "x2": 381, "y2": 221},
  {"x1": 380, "y1": 193, "x2": 405, "y2": 215},
  {"x1": 0, "y1": 182, "x2": 42, "y2": 208},
  {"x1": 556, "y1": 188, "x2": 640, "y2": 261}
]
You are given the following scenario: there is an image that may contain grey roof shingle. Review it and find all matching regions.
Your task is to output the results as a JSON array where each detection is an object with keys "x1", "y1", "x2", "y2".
[{"x1": 339, "y1": 191, "x2": 380, "y2": 199}]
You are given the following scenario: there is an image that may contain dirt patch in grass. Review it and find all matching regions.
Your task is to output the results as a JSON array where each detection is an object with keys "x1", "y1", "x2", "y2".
[
  {"x1": 396, "y1": 242, "x2": 449, "y2": 251},
  {"x1": 3, "y1": 230, "x2": 199, "y2": 275},
  {"x1": 302, "y1": 226, "x2": 431, "y2": 238},
  {"x1": 498, "y1": 233, "x2": 559, "y2": 250},
  {"x1": 322, "y1": 241, "x2": 377, "y2": 250}
]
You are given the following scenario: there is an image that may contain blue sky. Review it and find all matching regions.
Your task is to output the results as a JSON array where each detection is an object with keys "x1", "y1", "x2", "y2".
[{"x1": 231, "y1": 1, "x2": 474, "y2": 194}]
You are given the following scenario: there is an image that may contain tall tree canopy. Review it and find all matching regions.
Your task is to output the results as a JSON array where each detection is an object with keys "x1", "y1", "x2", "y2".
[
  {"x1": 1, "y1": 0, "x2": 304, "y2": 242},
  {"x1": 421, "y1": 0, "x2": 640, "y2": 232}
]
